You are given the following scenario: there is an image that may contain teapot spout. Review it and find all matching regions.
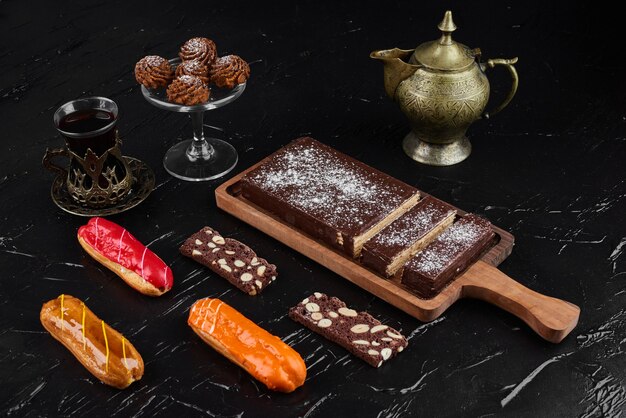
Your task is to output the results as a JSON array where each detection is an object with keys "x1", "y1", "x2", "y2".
[{"x1": 370, "y1": 48, "x2": 420, "y2": 99}]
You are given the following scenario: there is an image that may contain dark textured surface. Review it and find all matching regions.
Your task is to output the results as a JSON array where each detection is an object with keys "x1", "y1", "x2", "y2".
[{"x1": 1, "y1": 0, "x2": 625, "y2": 416}]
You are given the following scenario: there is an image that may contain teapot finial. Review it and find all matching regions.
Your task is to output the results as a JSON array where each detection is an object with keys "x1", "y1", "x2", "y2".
[{"x1": 438, "y1": 10, "x2": 456, "y2": 45}]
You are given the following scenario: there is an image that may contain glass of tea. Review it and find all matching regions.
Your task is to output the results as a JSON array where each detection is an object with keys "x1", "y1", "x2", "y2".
[
  {"x1": 55, "y1": 97, "x2": 118, "y2": 155},
  {"x1": 43, "y1": 97, "x2": 133, "y2": 207}
]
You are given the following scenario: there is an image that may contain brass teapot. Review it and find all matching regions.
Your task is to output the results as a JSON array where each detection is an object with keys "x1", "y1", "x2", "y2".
[{"x1": 371, "y1": 11, "x2": 518, "y2": 165}]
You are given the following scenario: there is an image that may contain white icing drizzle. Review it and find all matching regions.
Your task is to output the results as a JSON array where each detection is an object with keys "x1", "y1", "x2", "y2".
[
  {"x1": 117, "y1": 229, "x2": 126, "y2": 263},
  {"x1": 195, "y1": 299, "x2": 223, "y2": 336},
  {"x1": 198, "y1": 298, "x2": 215, "y2": 332},
  {"x1": 94, "y1": 217, "x2": 99, "y2": 248},
  {"x1": 209, "y1": 302, "x2": 223, "y2": 335},
  {"x1": 140, "y1": 247, "x2": 148, "y2": 280}
]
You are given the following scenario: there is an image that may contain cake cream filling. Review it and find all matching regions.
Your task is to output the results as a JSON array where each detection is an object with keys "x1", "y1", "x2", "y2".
[
  {"x1": 351, "y1": 192, "x2": 421, "y2": 257},
  {"x1": 384, "y1": 212, "x2": 455, "y2": 276}
]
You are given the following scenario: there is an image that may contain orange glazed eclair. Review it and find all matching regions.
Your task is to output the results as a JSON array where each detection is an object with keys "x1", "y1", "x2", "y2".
[{"x1": 188, "y1": 298, "x2": 306, "y2": 392}]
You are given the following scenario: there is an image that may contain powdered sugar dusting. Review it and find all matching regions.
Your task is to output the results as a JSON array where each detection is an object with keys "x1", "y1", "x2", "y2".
[
  {"x1": 176, "y1": 74, "x2": 205, "y2": 87},
  {"x1": 245, "y1": 140, "x2": 416, "y2": 232},
  {"x1": 178, "y1": 60, "x2": 206, "y2": 73},
  {"x1": 183, "y1": 38, "x2": 208, "y2": 53},
  {"x1": 142, "y1": 55, "x2": 168, "y2": 67},
  {"x1": 368, "y1": 198, "x2": 455, "y2": 251},
  {"x1": 217, "y1": 55, "x2": 237, "y2": 66},
  {"x1": 407, "y1": 217, "x2": 491, "y2": 276}
]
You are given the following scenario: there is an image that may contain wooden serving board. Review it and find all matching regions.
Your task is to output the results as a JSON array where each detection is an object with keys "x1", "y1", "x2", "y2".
[{"x1": 215, "y1": 161, "x2": 580, "y2": 343}]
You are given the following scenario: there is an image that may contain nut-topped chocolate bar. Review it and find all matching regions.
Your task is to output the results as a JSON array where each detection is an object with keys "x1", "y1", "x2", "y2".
[
  {"x1": 241, "y1": 137, "x2": 421, "y2": 257},
  {"x1": 289, "y1": 292, "x2": 408, "y2": 367},
  {"x1": 180, "y1": 226, "x2": 277, "y2": 296}
]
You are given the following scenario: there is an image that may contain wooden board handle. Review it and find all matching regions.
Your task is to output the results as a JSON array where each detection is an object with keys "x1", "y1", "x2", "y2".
[{"x1": 461, "y1": 261, "x2": 580, "y2": 343}]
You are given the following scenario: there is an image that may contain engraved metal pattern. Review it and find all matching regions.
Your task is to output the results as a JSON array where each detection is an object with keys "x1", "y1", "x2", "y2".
[
  {"x1": 370, "y1": 10, "x2": 518, "y2": 166},
  {"x1": 397, "y1": 67, "x2": 489, "y2": 133},
  {"x1": 394, "y1": 66, "x2": 491, "y2": 165},
  {"x1": 51, "y1": 157, "x2": 155, "y2": 217},
  {"x1": 65, "y1": 143, "x2": 133, "y2": 208}
]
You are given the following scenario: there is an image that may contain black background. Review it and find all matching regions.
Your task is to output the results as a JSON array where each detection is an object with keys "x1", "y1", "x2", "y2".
[{"x1": 1, "y1": 0, "x2": 625, "y2": 416}]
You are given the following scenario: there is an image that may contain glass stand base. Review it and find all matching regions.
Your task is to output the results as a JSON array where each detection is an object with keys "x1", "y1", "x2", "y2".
[{"x1": 163, "y1": 137, "x2": 238, "y2": 181}]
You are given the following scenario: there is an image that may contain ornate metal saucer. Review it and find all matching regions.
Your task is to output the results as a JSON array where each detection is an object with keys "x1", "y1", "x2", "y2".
[{"x1": 50, "y1": 157, "x2": 155, "y2": 216}]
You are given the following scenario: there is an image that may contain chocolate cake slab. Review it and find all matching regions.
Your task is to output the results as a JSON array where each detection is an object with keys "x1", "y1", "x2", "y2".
[
  {"x1": 361, "y1": 196, "x2": 456, "y2": 277},
  {"x1": 401, "y1": 214, "x2": 495, "y2": 298},
  {"x1": 240, "y1": 137, "x2": 421, "y2": 257}
]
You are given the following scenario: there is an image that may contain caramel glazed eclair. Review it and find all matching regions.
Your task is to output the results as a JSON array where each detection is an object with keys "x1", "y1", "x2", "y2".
[{"x1": 40, "y1": 294, "x2": 144, "y2": 389}]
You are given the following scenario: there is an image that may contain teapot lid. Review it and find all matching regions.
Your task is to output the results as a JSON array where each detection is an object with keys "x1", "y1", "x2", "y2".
[{"x1": 410, "y1": 11, "x2": 477, "y2": 71}]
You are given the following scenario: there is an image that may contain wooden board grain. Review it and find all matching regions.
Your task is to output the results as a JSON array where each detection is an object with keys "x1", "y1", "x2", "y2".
[{"x1": 215, "y1": 161, "x2": 579, "y2": 343}]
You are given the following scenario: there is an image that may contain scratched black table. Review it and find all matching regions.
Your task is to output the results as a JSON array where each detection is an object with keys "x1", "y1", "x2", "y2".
[{"x1": 2, "y1": 1, "x2": 625, "y2": 416}]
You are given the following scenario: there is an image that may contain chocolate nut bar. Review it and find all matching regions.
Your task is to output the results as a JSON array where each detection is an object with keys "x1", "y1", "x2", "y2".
[
  {"x1": 361, "y1": 196, "x2": 456, "y2": 277},
  {"x1": 180, "y1": 227, "x2": 277, "y2": 295},
  {"x1": 289, "y1": 292, "x2": 408, "y2": 367},
  {"x1": 401, "y1": 214, "x2": 495, "y2": 298},
  {"x1": 240, "y1": 137, "x2": 421, "y2": 258}
]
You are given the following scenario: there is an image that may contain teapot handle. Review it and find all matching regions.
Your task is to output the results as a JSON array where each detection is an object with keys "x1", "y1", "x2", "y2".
[{"x1": 482, "y1": 57, "x2": 519, "y2": 119}]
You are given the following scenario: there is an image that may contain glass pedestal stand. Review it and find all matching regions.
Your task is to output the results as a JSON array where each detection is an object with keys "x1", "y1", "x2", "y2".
[
  {"x1": 141, "y1": 58, "x2": 246, "y2": 181},
  {"x1": 161, "y1": 110, "x2": 239, "y2": 181}
]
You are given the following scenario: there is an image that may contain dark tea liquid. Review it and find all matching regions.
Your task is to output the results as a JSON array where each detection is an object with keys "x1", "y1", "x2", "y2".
[
  {"x1": 58, "y1": 109, "x2": 117, "y2": 157},
  {"x1": 58, "y1": 109, "x2": 115, "y2": 133}
]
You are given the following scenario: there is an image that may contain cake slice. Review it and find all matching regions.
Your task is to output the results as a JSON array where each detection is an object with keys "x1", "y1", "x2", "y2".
[
  {"x1": 401, "y1": 214, "x2": 495, "y2": 298},
  {"x1": 240, "y1": 137, "x2": 421, "y2": 257},
  {"x1": 289, "y1": 292, "x2": 408, "y2": 367},
  {"x1": 361, "y1": 196, "x2": 456, "y2": 277}
]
